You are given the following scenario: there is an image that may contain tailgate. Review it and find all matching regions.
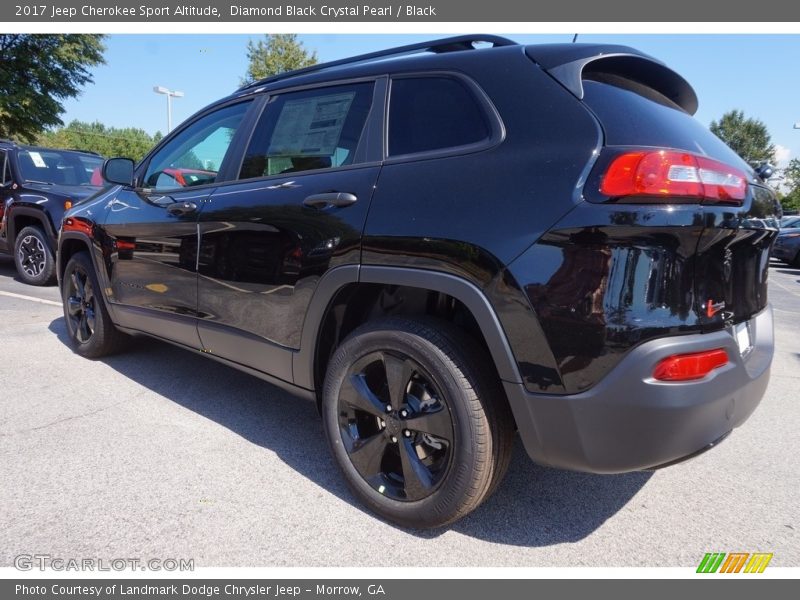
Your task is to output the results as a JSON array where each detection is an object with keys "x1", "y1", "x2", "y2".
[{"x1": 694, "y1": 184, "x2": 781, "y2": 328}]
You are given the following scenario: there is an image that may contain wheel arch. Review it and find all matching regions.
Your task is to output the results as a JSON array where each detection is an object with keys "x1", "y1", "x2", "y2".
[
  {"x1": 293, "y1": 265, "x2": 523, "y2": 396},
  {"x1": 57, "y1": 232, "x2": 102, "y2": 289},
  {"x1": 8, "y1": 207, "x2": 57, "y2": 249},
  {"x1": 56, "y1": 233, "x2": 94, "y2": 281}
]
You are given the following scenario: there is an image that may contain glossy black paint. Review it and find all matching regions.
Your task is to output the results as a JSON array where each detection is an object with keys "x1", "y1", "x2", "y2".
[
  {"x1": 363, "y1": 48, "x2": 602, "y2": 269},
  {"x1": 694, "y1": 185, "x2": 780, "y2": 327},
  {"x1": 508, "y1": 203, "x2": 706, "y2": 393},
  {"x1": 100, "y1": 187, "x2": 208, "y2": 348},
  {"x1": 505, "y1": 187, "x2": 780, "y2": 395},
  {"x1": 195, "y1": 166, "x2": 381, "y2": 379}
]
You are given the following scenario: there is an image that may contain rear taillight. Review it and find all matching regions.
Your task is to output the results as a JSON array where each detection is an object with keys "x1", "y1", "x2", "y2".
[
  {"x1": 600, "y1": 150, "x2": 747, "y2": 204},
  {"x1": 653, "y1": 348, "x2": 729, "y2": 382}
]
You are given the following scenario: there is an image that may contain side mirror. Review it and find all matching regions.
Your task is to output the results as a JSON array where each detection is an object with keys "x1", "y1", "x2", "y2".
[{"x1": 102, "y1": 158, "x2": 135, "y2": 187}]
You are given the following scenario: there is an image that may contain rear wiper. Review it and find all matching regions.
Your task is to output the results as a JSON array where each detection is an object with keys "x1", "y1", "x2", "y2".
[{"x1": 25, "y1": 180, "x2": 53, "y2": 185}]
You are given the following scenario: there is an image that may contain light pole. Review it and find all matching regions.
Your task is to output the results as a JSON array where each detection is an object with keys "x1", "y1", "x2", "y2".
[{"x1": 153, "y1": 86, "x2": 184, "y2": 133}]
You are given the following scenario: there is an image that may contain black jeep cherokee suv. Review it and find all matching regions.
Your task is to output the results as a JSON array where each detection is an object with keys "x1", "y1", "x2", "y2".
[
  {"x1": 57, "y1": 36, "x2": 779, "y2": 528},
  {"x1": 0, "y1": 140, "x2": 104, "y2": 285}
]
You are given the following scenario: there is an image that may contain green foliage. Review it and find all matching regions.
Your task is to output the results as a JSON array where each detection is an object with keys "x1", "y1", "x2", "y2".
[
  {"x1": 177, "y1": 150, "x2": 205, "y2": 170},
  {"x1": 709, "y1": 109, "x2": 776, "y2": 167},
  {"x1": 36, "y1": 120, "x2": 162, "y2": 162},
  {"x1": 242, "y1": 34, "x2": 317, "y2": 85},
  {"x1": 0, "y1": 35, "x2": 106, "y2": 142},
  {"x1": 781, "y1": 157, "x2": 800, "y2": 213}
]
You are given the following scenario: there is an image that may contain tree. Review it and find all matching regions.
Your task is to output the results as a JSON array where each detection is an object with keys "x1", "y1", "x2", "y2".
[
  {"x1": 36, "y1": 120, "x2": 162, "y2": 162},
  {"x1": 0, "y1": 35, "x2": 105, "y2": 142},
  {"x1": 781, "y1": 158, "x2": 800, "y2": 213},
  {"x1": 242, "y1": 34, "x2": 317, "y2": 85},
  {"x1": 709, "y1": 109, "x2": 776, "y2": 167}
]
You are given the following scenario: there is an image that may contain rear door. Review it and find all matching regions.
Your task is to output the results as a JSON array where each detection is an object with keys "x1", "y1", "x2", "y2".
[
  {"x1": 195, "y1": 79, "x2": 384, "y2": 381},
  {"x1": 101, "y1": 99, "x2": 255, "y2": 348}
]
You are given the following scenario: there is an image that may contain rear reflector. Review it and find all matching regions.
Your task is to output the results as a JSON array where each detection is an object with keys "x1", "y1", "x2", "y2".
[
  {"x1": 653, "y1": 348, "x2": 729, "y2": 381},
  {"x1": 600, "y1": 150, "x2": 747, "y2": 203}
]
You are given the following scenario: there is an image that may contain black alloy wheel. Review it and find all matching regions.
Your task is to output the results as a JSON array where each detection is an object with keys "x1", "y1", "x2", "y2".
[
  {"x1": 322, "y1": 317, "x2": 514, "y2": 529},
  {"x1": 61, "y1": 251, "x2": 128, "y2": 358},
  {"x1": 65, "y1": 265, "x2": 97, "y2": 344},
  {"x1": 337, "y1": 350, "x2": 454, "y2": 502}
]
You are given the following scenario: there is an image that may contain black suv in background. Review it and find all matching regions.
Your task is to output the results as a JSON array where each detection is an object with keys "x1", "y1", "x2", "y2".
[
  {"x1": 0, "y1": 140, "x2": 104, "y2": 285},
  {"x1": 57, "y1": 36, "x2": 779, "y2": 528}
]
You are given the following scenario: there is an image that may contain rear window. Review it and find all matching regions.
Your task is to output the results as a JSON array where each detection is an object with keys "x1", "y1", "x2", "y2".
[
  {"x1": 240, "y1": 82, "x2": 373, "y2": 179},
  {"x1": 388, "y1": 77, "x2": 491, "y2": 156},
  {"x1": 582, "y1": 80, "x2": 751, "y2": 172}
]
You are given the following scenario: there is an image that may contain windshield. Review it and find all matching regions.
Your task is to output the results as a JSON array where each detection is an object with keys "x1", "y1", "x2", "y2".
[{"x1": 16, "y1": 149, "x2": 104, "y2": 186}]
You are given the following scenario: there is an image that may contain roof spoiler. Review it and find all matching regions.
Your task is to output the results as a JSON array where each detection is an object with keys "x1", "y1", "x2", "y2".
[{"x1": 526, "y1": 44, "x2": 699, "y2": 115}]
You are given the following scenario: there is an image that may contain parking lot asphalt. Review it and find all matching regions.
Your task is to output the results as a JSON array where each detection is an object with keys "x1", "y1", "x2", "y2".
[{"x1": 0, "y1": 254, "x2": 797, "y2": 568}]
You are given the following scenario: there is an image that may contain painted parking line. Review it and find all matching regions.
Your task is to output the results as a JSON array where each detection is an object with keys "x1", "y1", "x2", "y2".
[{"x1": 0, "y1": 290, "x2": 62, "y2": 307}]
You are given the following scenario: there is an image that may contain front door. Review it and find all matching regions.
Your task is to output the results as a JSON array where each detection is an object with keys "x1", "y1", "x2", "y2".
[{"x1": 101, "y1": 99, "x2": 254, "y2": 348}]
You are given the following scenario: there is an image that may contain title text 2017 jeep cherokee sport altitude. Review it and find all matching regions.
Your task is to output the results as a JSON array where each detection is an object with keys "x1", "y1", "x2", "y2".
[{"x1": 57, "y1": 36, "x2": 779, "y2": 528}]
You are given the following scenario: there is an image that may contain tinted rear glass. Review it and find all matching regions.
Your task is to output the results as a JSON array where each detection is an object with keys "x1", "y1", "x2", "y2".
[
  {"x1": 582, "y1": 80, "x2": 751, "y2": 172},
  {"x1": 240, "y1": 82, "x2": 373, "y2": 179},
  {"x1": 389, "y1": 77, "x2": 490, "y2": 156}
]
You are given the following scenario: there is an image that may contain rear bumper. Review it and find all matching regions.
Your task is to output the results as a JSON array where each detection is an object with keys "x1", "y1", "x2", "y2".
[{"x1": 504, "y1": 304, "x2": 773, "y2": 473}]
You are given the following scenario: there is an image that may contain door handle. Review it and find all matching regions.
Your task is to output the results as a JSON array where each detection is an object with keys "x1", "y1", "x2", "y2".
[
  {"x1": 166, "y1": 201, "x2": 198, "y2": 217},
  {"x1": 302, "y1": 192, "x2": 358, "y2": 209}
]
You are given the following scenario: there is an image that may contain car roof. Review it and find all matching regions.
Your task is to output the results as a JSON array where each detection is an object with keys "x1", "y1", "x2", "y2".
[
  {"x1": 208, "y1": 35, "x2": 694, "y2": 114},
  {"x1": 0, "y1": 139, "x2": 101, "y2": 158}
]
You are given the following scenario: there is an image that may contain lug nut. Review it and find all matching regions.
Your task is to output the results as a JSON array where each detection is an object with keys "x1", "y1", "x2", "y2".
[
  {"x1": 391, "y1": 436, "x2": 398, "y2": 443},
  {"x1": 400, "y1": 409, "x2": 408, "y2": 418},
  {"x1": 379, "y1": 419, "x2": 386, "y2": 429},
  {"x1": 385, "y1": 404, "x2": 392, "y2": 413},
  {"x1": 403, "y1": 429, "x2": 412, "y2": 438}
]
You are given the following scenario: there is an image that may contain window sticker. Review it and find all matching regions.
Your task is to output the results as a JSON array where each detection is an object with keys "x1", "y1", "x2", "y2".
[
  {"x1": 268, "y1": 92, "x2": 355, "y2": 156},
  {"x1": 28, "y1": 151, "x2": 47, "y2": 168}
]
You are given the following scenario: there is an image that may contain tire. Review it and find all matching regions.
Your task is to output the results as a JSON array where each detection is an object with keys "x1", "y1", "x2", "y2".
[
  {"x1": 61, "y1": 251, "x2": 128, "y2": 358},
  {"x1": 14, "y1": 225, "x2": 56, "y2": 286},
  {"x1": 322, "y1": 317, "x2": 514, "y2": 528},
  {"x1": 792, "y1": 250, "x2": 800, "y2": 268}
]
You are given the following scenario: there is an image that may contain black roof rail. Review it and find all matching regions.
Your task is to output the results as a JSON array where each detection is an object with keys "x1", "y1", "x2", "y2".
[{"x1": 240, "y1": 34, "x2": 518, "y2": 91}]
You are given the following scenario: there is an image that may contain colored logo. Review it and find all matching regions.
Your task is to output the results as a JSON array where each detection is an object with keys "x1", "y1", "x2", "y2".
[{"x1": 697, "y1": 552, "x2": 773, "y2": 573}]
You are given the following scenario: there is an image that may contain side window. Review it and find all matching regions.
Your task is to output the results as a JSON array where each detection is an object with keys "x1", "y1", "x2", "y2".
[
  {"x1": 239, "y1": 82, "x2": 374, "y2": 180},
  {"x1": 388, "y1": 77, "x2": 491, "y2": 156},
  {"x1": 143, "y1": 101, "x2": 251, "y2": 191}
]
